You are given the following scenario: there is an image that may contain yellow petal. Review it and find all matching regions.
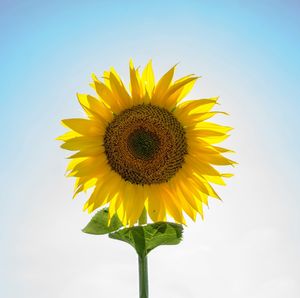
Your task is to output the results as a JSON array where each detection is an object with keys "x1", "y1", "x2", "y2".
[
  {"x1": 196, "y1": 153, "x2": 236, "y2": 166},
  {"x1": 84, "y1": 184, "x2": 108, "y2": 213},
  {"x1": 161, "y1": 185, "x2": 186, "y2": 224},
  {"x1": 109, "y1": 69, "x2": 132, "y2": 108},
  {"x1": 176, "y1": 173, "x2": 203, "y2": 215},
  {"x1": 77, "y1": 93, "x2": 113, "y2": 122},
  {"x1": 185, "y1": 155, "x2": 221, "y2": 177},
  {"x1": 221, "y1": 173, "x2": 234, "y2": 178},
  {"x1": 56, "y1": 131, "x2": 80, "y2": 141},
  {"x1": 176, "y1": 77, "x2": 198, "y2": 103},
  {"x1": 92, "y1": 80, "x2": 122, "y2": 113},
  {"x1": 68, "y1": 156, "x2": 107, "y2": 177},
  {"x1": 66, "y1": 158, "x2": 86, "y2": 172},
  {"x1": 174, "y1": 97, "x2": 218, "y2": 118},
  {"x1": 141, "y1": 60, "x2": 155, "y2": 98},
  {"x1": 127, "y1": 184, "x2": 146, "y2": 226},
  {"x1": 212, "y1": 146, "x2": 235, "y2": 154},
  {"x1": 203, "y1": 175, "x2": 226, "y2": 186},
  {"x1": 129, "y1": 60, "x2": 143, "y2": 104},
  {"x1": 177, "y1": 111, "x2": 228, "y2": 127},
  {"x1": 67, "y1": 145, "x2": 104, "y2": 158},
  {"x1": 164, "y1": 76, "x2": 198, "y2": 110},
  {"x1": 60, "y1": 136, "x2": 103, "y2": 151},
  {"x1": 191, "y1": 174, "x2": 220, "y2": 199},
  {"x1": 151, "y1": 64, "x2": 176, "y2": 105},
  {"x1": 146, "y1": 185, "x2": 165, "y2": 222},
  {"x1": 61, "y1": 118, "x2": 104, "y2": 136},
  {"x1": 108, "y1": 180, "x2": 127, "y2": 219},
  {"x1": 192, "y1": 122, "x2": 232, "y2": 133}
]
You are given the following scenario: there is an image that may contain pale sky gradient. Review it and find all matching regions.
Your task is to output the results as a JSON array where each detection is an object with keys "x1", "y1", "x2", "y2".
[{"x1": 1, "y1": 1, "x2": 299, "y2": 297}]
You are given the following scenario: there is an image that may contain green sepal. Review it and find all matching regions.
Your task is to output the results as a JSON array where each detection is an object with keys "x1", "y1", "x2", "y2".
[
  {"x1": 109, "y1": 222, "x2": 183, "y2": 256},
  {"x1": 82, "y1": 208, "x2": 122, "y2": 235}
]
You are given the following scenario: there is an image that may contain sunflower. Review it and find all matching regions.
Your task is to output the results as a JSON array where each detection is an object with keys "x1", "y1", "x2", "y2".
[{"x1": 58, "y1": 60, "x2": 235, "y2": 226}]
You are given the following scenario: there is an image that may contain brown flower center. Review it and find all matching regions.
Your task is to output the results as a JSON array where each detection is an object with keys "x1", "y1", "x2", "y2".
[{"x1": 104, "y1": 104, "x2": 187, "y2": 185}]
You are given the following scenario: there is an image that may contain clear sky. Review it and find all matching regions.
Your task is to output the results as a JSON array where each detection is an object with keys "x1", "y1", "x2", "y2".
[{"x1": 1, "y1": 0, "x2": 299, "y2": 297}]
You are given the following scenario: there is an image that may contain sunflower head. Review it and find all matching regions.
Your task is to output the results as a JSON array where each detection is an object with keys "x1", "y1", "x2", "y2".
[{"x1": 58, "y1": 60, "x2": 235, "y2": 226}]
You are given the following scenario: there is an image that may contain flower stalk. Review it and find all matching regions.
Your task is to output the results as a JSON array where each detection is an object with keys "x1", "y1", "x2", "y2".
[
  {"x1": 138, "y1": 254, "x2": 149, "y2": 298},
  {"x1": 138, "y1": 208, "x2": 148, "y2": 298}
]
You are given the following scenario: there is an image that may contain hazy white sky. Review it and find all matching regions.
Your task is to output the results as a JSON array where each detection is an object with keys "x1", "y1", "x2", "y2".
[{"x1": 1, "y1": 1, "x2": 299, "y2": 297}]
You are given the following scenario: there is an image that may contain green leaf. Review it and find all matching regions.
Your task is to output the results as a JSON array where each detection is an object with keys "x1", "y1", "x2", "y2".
[
  {"x1": 109, "y1": 222, "x2": 183, "y2": 256},
  {"x1": 82, "y1": 208, "x2": 122, "y2": 235}
]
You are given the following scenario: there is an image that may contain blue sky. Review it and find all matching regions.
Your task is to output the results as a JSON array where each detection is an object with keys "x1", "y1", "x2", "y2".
[{"x1": 1, "y1": 1, "x2": 299, "y2": 297}]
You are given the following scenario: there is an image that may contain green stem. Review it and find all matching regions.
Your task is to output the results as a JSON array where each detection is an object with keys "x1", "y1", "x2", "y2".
[
  {"x1": 138, "y1": 208, "x2": 148, "y2": 297},
  {"x1": 138, "y1": 254, "x2": 149, "y2": 298}
]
